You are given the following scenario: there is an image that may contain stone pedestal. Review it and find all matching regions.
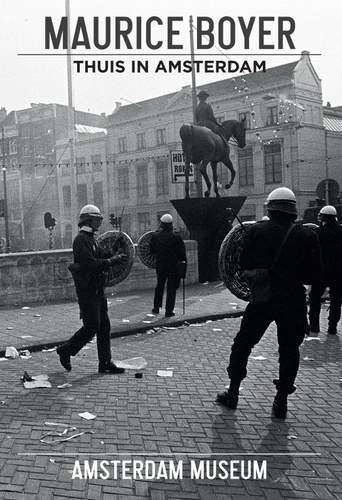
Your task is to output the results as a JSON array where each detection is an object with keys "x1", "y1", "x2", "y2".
[{"x1": 171, "y1": 197, "x2": 246, "y2": 282}]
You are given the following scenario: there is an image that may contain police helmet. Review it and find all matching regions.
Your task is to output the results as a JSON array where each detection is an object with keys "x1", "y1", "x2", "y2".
[
  {"x1": 160, "y1": 213, "x2": 173, "y2": 223},
  {"x1": 319, "y1": 205, "x2": 337, "y2": 216},
  {"x1": 266, "y1": 187, "x2": 297, "y2": 215},
  {"x1": 79, "y1": 204, "x2": 103, "y2": 224},
  {"x1": 197, "y1": 90, "x2": 209, "y2": 99}
]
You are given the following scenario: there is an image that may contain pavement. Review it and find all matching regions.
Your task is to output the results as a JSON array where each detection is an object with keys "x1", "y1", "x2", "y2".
[
  {"x1": 0, "y1": 282, "x2": 244, "y2": 355},
  {"x1": 0, "y1": 286, "x2": 341, "y2": 499}
]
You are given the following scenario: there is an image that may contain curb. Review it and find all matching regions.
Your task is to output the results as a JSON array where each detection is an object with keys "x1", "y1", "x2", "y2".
[{"x1": 0, "y1": 309, "x2": 244, "y2": 357}]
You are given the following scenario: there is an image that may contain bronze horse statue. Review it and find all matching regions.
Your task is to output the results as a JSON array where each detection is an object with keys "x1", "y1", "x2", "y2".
[{"x1": 179, "y1": 119, "x2": 246, "y2": 198}]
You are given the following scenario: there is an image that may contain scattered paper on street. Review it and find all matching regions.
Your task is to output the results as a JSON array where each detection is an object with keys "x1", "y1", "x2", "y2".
[
  {"x1": 212, "y1": 328, "x2": 222, "y2": 332},
  {"x1": 251, "y1": 356, "x2": 267, "y2": 360},
  {"x1": 78, "y1": 412, "x2": 96, "y2": 420},
  {"x1": 5, "y1": 347, "x2": 19, "y2": 359},
  {"x1": 115, "y1": 357, "x2": 147, "y2": 370},
  {"x1": 157, "y1": 370, "x2": 173, "y2": 377},
  {"x1": 57, "y1": 383, "x2": 72, "y2": 389}
]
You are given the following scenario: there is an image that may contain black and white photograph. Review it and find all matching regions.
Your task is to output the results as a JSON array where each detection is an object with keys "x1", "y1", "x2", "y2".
[{"x1": 0, "y1": 0, "x2": 341, "y2": 498}]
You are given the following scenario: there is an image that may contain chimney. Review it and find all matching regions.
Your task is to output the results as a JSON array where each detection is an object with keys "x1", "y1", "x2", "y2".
[
  {"x1": 0, "y1": 107, "x2": 7, "y2": 122},
  {"x1": 326, "y1": 101, "x2": 331, "y2": 108},
  {"x1": 301, "y1": 50, "x2": 310, "y2": 60},
  {"x1": 112, "y1": 101, "x2": 122, "y2": 114}
]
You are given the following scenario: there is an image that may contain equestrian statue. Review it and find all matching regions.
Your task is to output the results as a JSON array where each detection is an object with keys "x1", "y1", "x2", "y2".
[{"x1": 180, "y1": 89, "x2": 247, "y2": 199}]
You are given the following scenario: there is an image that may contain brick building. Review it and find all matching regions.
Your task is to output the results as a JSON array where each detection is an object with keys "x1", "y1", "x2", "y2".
[{"x1": 0, "y1": 103, "x2": 105, "y2": 250}]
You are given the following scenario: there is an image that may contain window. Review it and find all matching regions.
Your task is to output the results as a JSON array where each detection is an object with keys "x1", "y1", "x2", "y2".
[
  {"x1": 118, "y1": 168, "x2": 129, "y2": 199},
  {"x1": 264, "y1": 143, "x2": 282, "y2": 184},
  {"x1": 238, "y1": 147, "x2": 254, "y2": 186},
  {"x1": 76, "y1": 156, "x2": 86, "y2": 174},
  {"x1": 265, "y1": 106, "x2": 278, "y2": 126},
  {"x1": 137, "y1": 133, "x2": 146, "y2": 150},
  {"x1": 156, "y1": 160, "x2": 169, "y2": 196},
  {"x1": 118, "y1": 137, "x2": 127, "y2": 153},
  {"x1": 138, "y1": 212, "x2": 151, "y2": 233},
  {"x1": 93, "y1": 182, "x2": 103, "y2": 211},
  {"x1": 136, "y1": 164, "x2": 148, "y2": 197},
  {"x1": 22, "y1": 143, "x2": 31, "y2": 156},
  {"x1": 156, "y1": 128, "x2": 166, "y2": 145},
  {"x1": 63, "y1": 185, "x2": 71, "y2": 209},
  {"x1": 9, "y1": 139, "x2": 17, "y2": 155},
  {"x1": 91, "y1": 154, "x2": 102, "y2": 172},
  {"x1": 239, "y1": 112, "x2": 251, "y2": 129},
  {"x1": 77, "y1": 183, "x2": 87, "y2": 209}
]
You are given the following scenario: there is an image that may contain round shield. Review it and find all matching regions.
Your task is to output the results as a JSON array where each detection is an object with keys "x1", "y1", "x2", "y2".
[
  {"x1": 137, "y1": 231, "x2": 156, "y2": 269},
  {"x1": 97, "y1": 230, "x2": 135, "y2": 286},
  {"x1": 218, "y1": 222, "x2": 256, "y2": 301}
]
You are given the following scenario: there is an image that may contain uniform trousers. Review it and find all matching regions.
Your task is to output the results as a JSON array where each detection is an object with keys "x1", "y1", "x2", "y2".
[
  {"x1": 309, "y1": 282, "x2": 342, "y2": 330},
  {"x1": 153, "y1": 270, "x2": 179, "y2": 314},
  {"x1": 61, "y1": 291, "x2": 111, "y2": 366},
  {"x1": 227, "y1": 296, "x2": 307, "y2": 393}
]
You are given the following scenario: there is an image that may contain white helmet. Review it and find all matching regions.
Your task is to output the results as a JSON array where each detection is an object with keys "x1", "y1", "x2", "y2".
[
  {"x1": 160, "y1": 214, "x2": 173, "y2": 223},
  {"x1": 79, "y1": 204, "x2": 103, "y2": 218},
  {"x1": 266, "y1": 187, "x2": 297, "y2": 215},
  {"x1": 261, "y1": 215, "x2": 270, "y2": 221},
  {"x1": 319, "y1": 205, "x2": 337, "y2": 216}
]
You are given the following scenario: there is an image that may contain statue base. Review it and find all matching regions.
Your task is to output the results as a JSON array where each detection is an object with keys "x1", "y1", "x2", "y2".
[{"x1": 171, "y1": 196, "x2": 246, "y2": 282}]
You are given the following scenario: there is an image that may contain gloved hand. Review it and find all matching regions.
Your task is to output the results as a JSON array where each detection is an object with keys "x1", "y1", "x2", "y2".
[{"x1": 108, "y1": 254, "x2": 127, "y2": 266}]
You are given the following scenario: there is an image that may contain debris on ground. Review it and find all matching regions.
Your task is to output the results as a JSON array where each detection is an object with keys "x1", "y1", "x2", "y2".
[
  {"x1": 303, "y1": 356, "x2": 314, "y2": 361},
  {"x1": 5, "y1": 346, "x2": 19, "y2": 359},
  {"x1": 42, "y1": 347, "x2": 56, "y2": 352},
  {"x1": 19, "y1": 350, "x2": 32, "y2": 359},
  {"x1": 122, "y1": 319, "x2": 130, "y2": 323},
  {"x1": 251, "y1": 356, "x2": 267, "y2": 360},
  {"x1": 157, "y1": 370, "x2": 173, "y2": 377},
  {"x1": 57, "y1": 383, "x2": 72, "y2": 389},
  {"x1": 115, "y1": 357, "x2": 147, "y2": 370},
  {"x1": 20, "y1": 335, "x2": 33, "y2": 339},
  {"x1": 22, "y1": 306, "x2": 30, "y2": 310},
  {"x1": 135, "y1": 373, "x2": 143, "y2": 378},
  {"x1": 78, "y1": 412, "x2": 96, "y2": 420},
  {"x1": 22, "y1": 373, "x2": 51, "y2": 389},
  {"x1": 6, "y1": 327, "x2": 14, "y2": 331},
  {"x1": 40, "y1": 422, "x2": 94, "y2": 444},
  {"x1": 33, "y1": 314, "x2": 41, "y2": 318},
  {"x1": 305, "y1": 337, "x2": 322, "y2": 342},
  {"x1": 212, "y1": 328, "x2": 222, "y2": 332}
]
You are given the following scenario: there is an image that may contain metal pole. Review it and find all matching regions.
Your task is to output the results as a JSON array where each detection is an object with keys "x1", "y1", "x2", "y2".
[
  {"x1": 324, "y1": 129, "x2": 329, "y2": 204},
  {"x1": 65, "y1": 0, "x2": 78, "y2": 239},
  {"x1": 189, "y1": 15, "x2": 202, "y2": 197},
  {"x1": 182, "y1": 278, "x2": 185, "y2": 315},
  {"x1": 1, "y1": 127, "x2": 10, "y2": 252}
]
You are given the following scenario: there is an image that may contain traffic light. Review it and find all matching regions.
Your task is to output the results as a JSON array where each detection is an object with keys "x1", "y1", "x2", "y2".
[{"x1": 44, "y1": 212, "x2": 56, "y2": 229}]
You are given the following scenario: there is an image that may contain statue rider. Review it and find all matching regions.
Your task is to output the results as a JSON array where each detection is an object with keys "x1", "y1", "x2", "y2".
[{"x1": 195, "y1": 90, "x2": 227, "y2": 145}]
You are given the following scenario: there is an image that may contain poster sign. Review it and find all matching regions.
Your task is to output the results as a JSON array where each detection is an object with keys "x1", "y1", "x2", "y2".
[{"x1": 170, "y1": 151, "x2": 194, "y2": 183}]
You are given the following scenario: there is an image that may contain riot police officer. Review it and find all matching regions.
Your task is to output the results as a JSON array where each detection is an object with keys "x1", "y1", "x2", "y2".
[
  {"x1": 217, "y1": 188, "x2": 321, "y2": 418},
  {"x1": 150, "y1": 214, "x2": 187, "y2": 318},
  {"x1": 309, "y1": 205, "x2": 342, "y2": 335},
  {"x1": 56, "y1": 204, "x2": 126, "y2": 374}
]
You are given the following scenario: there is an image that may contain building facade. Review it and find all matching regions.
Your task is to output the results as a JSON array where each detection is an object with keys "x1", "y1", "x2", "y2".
[{"x1": 1, "y1": 52, "x2": 342, "y2": 251}]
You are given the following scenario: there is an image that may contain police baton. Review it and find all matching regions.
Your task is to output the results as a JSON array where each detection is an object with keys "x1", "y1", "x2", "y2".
[{"x1": 182, "y1": 277, "x2": 185, "y2": 315}]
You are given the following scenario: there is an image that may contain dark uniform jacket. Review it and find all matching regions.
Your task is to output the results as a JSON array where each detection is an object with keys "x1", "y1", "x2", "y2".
[
  {"x1": 316, "y1": 222, "x2": 342, "y2": 282},
  {"x1": 195, "y1": 102, "x2": 218, "y2": 126},
  {"x1": 241, "y1": 220, "x2": 322, "y2": 298},
  {"x1": 70, "y1": 230, "x2": 111, "y2": 295},
  {"x1": 150, "y1": 229, "x2": 186, "y2": 274}
]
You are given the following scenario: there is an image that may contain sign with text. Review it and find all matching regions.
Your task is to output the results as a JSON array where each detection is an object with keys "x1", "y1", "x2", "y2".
[{"x1": 170, "y1": 151, "x2": 194, "y2": 184}]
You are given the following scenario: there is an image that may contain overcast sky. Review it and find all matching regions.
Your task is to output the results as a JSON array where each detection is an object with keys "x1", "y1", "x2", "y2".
[{"x1": 0, "y1": 0, "x2": 340, "y2": 115}]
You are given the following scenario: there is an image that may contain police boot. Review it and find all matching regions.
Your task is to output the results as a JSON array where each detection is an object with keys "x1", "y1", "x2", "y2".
[
  {"x1": 99, "y1": 362, "x2": 125, "y2": 374},
  {"x1": 272, "y1": 391, "x2": 288, "y2": 419},
  {"x1": 216, "y1": 380, "x2": 240, "y2": 409},
  {"x1": 56, "y1": 346, "x2": 71, "y2": 372}
]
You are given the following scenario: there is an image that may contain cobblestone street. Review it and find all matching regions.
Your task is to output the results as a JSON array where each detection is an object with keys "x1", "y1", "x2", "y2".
[{"x1": 0, "y1": 306, "x2": 341, "y2": 499}]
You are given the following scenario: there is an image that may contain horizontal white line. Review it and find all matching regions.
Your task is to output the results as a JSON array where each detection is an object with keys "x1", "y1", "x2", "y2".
[{"x1": 17, "y1": 452, "x2": 322, "y2": 457}]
